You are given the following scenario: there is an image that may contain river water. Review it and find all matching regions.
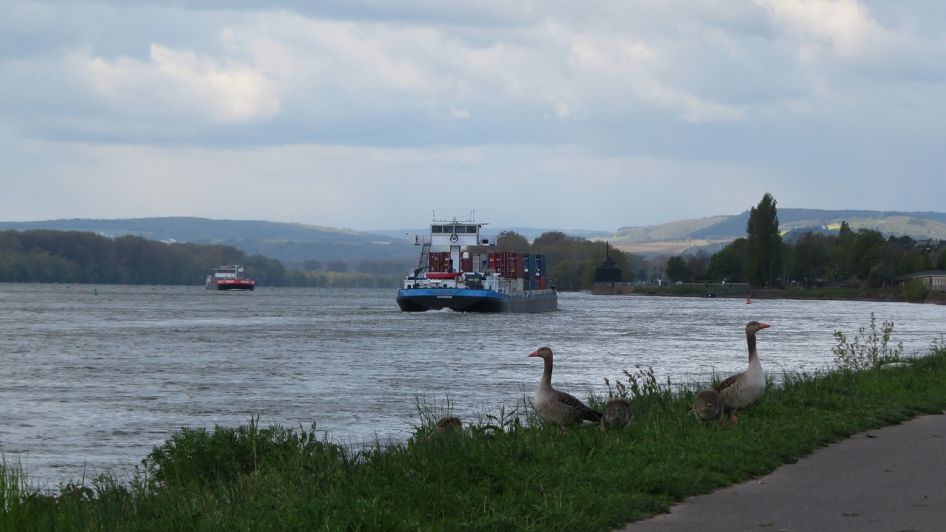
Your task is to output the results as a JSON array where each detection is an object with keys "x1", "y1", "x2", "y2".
[{"x1": 2, "y1": 284, "x2": 945, "y2": 489}]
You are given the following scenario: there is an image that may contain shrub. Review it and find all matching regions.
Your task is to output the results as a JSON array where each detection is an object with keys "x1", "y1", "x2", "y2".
[{"x1": 904, "y1": 278, "x2": 929, "y2": 303}]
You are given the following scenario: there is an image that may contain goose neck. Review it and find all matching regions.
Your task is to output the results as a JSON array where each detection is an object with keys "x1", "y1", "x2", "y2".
[
  {"x1": 747, "y1": 331, "x2": 758, "y2": 362},
  {"x1": 540, "y1": 356, "x2": 553, "y2": 387}
]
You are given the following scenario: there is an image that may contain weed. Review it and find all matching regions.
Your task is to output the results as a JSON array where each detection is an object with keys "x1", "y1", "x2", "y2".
[{"x1": 832, "y1": 313, "x2": 904, "y2": 370}]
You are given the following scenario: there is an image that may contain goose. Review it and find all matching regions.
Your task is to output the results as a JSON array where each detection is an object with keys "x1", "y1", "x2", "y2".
[
  {"x1": 435, "y1": 416, "x2": 462, "y2": 433},
  {"x1": 714, "y1": 321, "x2": 771, "y2": 423},
  {"x1": 690, "y1": 389, "x2": 722, "y2": 423},
  {"x1": 528, "y1": 347, "x2": 602, "y2": 430},
  {"x1": 600, "y1": 398, "x2": 631, "y2": 432}
]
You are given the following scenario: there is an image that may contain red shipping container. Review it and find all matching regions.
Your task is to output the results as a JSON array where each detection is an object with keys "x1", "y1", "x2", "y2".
[
  {"x1": 505, "y1": 252, "x2": 520, "y2": 278},
  {"x1": 429, "y1": 252, "x2": 451, "y2": 272}
]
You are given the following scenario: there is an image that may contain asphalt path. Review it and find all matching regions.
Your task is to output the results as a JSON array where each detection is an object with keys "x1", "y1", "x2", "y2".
[{"x1": 621, "y1": 412, "x2": 946, "y2": 532}]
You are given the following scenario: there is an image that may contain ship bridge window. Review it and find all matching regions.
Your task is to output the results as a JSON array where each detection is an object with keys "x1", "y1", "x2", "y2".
[{"x1": 432, "y1": 224, "x2": 478, "y2": 234}]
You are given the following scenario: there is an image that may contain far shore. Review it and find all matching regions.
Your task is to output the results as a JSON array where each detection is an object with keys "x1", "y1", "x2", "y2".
[{"x1": 590, "y1": 283, "x2": 946, "y2": 305}]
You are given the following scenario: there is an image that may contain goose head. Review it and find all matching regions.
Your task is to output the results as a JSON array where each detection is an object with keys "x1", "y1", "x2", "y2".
[
  {"x1": 435, "y1": 416, "x2": 462, "y2": 433},
  {"x1": 601, "y1": 398, "x2": 631, "y2": 431},
  {"x1": 746, "y1": 321, "x2": 771, "y2": 335},
  {"x1": 692, "y1": 389, "x2": 722, "y2": 422},
  {"x1": 528, "y1": 346, "x2": 553, "y2": 360}
]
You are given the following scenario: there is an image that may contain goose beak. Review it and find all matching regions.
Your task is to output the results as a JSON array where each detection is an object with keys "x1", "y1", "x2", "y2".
[
  {"x1": 759, "y1": 322, "x2": 771, "y2": 329},
  {"x1": 528, "y1": 350, "x2": 540, "y2": 357}
]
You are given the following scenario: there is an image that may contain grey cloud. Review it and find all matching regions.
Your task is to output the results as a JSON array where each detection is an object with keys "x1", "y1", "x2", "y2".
[{"x1": 3, "y1": 1, "x2": 946, "y2": 228}]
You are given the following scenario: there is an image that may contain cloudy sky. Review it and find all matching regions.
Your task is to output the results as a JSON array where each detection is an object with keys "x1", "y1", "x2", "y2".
[{"x1": 2, "y1": 1, "x2": 944, "y2": 231}]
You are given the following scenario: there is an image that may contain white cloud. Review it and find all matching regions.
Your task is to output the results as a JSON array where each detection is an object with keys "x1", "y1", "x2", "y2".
[
  {"x1": 72, "y1": 42, "x2": 280, "y2": 124},
  {"x1": 3, "y1": 0, "x2": 946, "y2": 228},
  {"x1": 756, "y1": 0, "x2": 946, "y2": 81},
  {"x1": 756, "y1": 0, "x2": 883, "y2": 59}
]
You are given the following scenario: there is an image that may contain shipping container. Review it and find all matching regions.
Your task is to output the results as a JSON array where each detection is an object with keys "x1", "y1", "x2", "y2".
[
  {"x1": 428, "y1": 252, "x2": 452, "y2": 272},
  {"x1": 487, "y1": 251, "x2": 521, "y2": 278},
  {"x1": 535, "y1": 254, "x2": 547, "y2": 277},
  {"x1": 522, "y1": 254, "x2": 536, "y2": 290},
  {"x1": 471, "y1": 253, "x2": 487, "y2": 274}
]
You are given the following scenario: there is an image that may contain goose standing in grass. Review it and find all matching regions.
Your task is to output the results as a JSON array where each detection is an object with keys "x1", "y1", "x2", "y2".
[
  {"x1": 435, "y1": 416, "x2": 462, "y2": 433},
  {"x1": 690, "y1": 389, "x2": 722, "y2": 423},
  {"x1": 715, "y1": 321, "x2": 771, "y2": 423},
  {"x1": 600, "y1": 399, "x2": 631, "y2": 432},
  {"x1": 528, "y1": 347, "x2": 602, "y2": 430}
]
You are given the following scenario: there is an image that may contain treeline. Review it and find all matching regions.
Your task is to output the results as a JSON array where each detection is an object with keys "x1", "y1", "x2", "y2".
[
  {"x1": 0, "y1": 230, "x2": 286, "y2": 285},
  {"x1": 6, "y1": 200, "x2": 942, "y2": 292},
  {"x1": 477, "y1": 231, "x2": 645, "y2": 291},
  {"x1": 0, "y1": 229, "x2": 406, "y2": 288},
  {"x1": 281, "y1": 270, "x2": 403, "y2": 288},
  {"x1": 663, "y1": 194, "x2": 946, "y2": 288}
]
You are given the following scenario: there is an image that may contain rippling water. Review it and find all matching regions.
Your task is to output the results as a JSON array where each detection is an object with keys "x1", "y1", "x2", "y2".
[{"x1": 2, "y1": 284, "x2": 945, "y2": 488}]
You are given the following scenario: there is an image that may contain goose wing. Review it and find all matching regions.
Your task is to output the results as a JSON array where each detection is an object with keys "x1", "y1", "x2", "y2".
[
  {"x1": 554, "y1": 389, "x2": 602, "y2": 423},
  {"x1": 715, "y1": 371, "x2": 743, "y2": 392}
]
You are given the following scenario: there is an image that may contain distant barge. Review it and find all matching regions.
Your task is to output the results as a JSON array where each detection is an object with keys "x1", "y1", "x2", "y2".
[
  {"x1": 205, "y1": 265, "x2": 255, "y2": 291},
  {"x1": 396, "y1": 217, "x2": 557, "y2": 313}
]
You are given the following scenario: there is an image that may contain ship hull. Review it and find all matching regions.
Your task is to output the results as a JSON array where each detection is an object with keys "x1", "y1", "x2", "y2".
[
  {"x1": 207, "y1": 281, "x2": 255, "y2": 291},
  {"x1": 396, "y1": 288, "x2": 556, "y2": 313}
]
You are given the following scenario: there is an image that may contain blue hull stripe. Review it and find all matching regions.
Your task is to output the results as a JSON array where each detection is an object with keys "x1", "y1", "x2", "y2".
[{"x1": 397, "y1": 288, "x2": 505, "y2": 300}]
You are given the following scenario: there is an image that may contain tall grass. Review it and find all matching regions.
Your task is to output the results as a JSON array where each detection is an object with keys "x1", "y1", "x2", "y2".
[{"x1": 4, "y1": 331, "x2": 946, "y2": 530}]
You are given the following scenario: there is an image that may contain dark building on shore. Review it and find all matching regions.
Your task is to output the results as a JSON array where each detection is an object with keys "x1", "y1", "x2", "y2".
[{"x1": 594, "y1": 242, "x2": 622, "y2": 287}]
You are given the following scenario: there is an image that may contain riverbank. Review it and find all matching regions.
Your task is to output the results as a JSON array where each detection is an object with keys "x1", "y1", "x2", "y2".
[
  {"x1": 592, "y1": 283, "x2": 946, "y2": 304},
  {"x1": 4, "y1": 343, "x2": 946, "y2": 530}
]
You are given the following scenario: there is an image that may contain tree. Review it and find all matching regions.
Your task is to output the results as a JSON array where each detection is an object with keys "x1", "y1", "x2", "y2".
[
  {"x1": 685, "y1": 251, "x2": 710, "y2": 281},
  {"x1": 787, "y1": 232, "x2": 829, "y2": 287},
  {"x1": 746, "y1": 193, "x2": 783, "y2": 288},
  {"x1": 709, "y1": 238, "x2": 747, "y2": 282},
  {"x1": 665, "y1": 256, "x2": 687, "y2": 283},
  {"x1": 495, "y1": 231, "x2": 530, "y2": 252}
]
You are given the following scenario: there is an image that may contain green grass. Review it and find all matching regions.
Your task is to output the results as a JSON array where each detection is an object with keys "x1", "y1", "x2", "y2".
[{"x1": 4, "y1": 346, "x2": 946, "y2": 531}]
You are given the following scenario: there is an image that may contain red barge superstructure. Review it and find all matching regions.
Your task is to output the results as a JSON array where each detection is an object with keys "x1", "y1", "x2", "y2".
[{"x1": 205, "y1": 265, "x2": 256, "y2": 291}]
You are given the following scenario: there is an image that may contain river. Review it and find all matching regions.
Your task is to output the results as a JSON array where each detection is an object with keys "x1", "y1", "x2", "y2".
[{"x1": 1, "y1": 284, "x2": 944, "y2": 488}]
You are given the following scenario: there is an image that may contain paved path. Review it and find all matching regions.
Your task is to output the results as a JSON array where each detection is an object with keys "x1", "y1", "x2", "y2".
[{"x1": 621, "y1": 412, "x2": 946, "y2": 532}]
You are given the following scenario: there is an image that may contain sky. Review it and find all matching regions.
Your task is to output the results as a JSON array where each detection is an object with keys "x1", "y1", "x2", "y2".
[{"x1": 2, "y1": 1, "x2": 945, "y2": 231}]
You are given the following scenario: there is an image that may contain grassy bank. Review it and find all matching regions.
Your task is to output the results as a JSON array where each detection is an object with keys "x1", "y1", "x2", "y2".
[{"x1": 4, "y1": 345, "x2": 946, "y2": 530}]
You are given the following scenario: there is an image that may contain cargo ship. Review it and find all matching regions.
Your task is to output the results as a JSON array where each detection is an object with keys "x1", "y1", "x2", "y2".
[
  {"x1": 205, "y1": 265, "x2": 256, "y2": 291},
  {"x1": 396, "y1": 217, "x2": 557, "y2": 313}
]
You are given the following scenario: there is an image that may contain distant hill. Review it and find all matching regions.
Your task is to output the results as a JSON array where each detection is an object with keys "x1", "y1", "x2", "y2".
[
  {"x1": 373, "y1": 226, "x2": 611, "y2": 242},
  {"x1": 0, "y1": 217, "x2": 416, "y2": 266},
  {"x1": 610, "y1": 209, "x2": 946, "y2": 256},
  {"x1": 6, "y1": 210, "x2": 943, "y2": 264},
  {"x1": 0, "y1": 218, "x2": 608, "y2": 267}
]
